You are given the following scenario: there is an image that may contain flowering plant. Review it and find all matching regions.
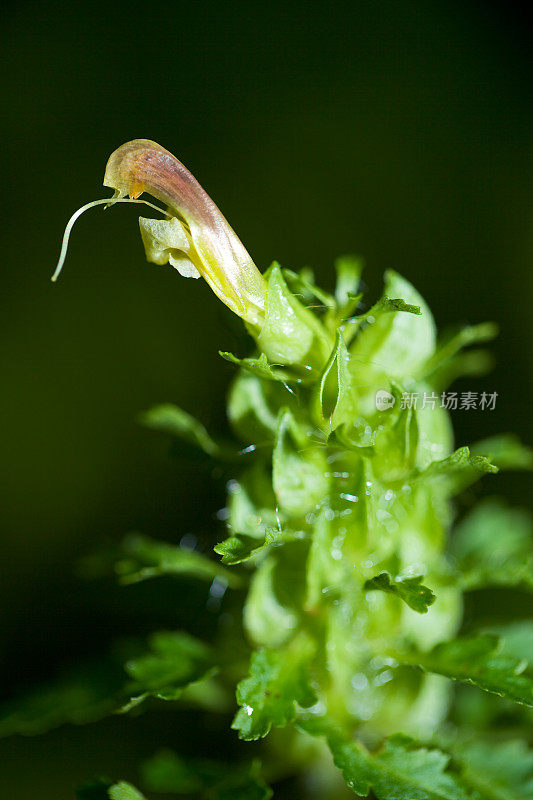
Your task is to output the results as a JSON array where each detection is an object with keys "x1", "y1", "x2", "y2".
[{"x1": 4, "y1": 141, "x2": 533, "y2": 800}]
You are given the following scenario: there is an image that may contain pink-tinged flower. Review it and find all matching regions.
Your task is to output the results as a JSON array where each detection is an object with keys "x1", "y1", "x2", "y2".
[{"x1": 103, "y1": 139, "x2": 267, "y2": 327}]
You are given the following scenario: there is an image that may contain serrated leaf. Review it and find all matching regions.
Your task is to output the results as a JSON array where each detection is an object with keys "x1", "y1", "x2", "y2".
[
  {"x1": 364, "y1": 572, "x2": 436, "y2": 613},
  {"x1": 0, "y1": 627, "x2": 217, "y2": 737},
  {"x1": 350, "y1": 293, "x2": 422, "y2": 328},
  {"x1": 140, "y1": 403, "x2": 230, "y2": 458},
  {"x1": 220, "y1": 351, "x2": 294, "y2": 383},
  {"x1": 451, "y1": 738, "x2": 533, "y2": 800},
  {"x1": 108, "y1": 782, "x2": 146, "y2": 800},
  {"x1": 314, "y1": 330, "x2": 355, "y2": 434},
  {"x1": 215, "y1": 533, "x2": 269, "y2": 565},
  {"x1": 122, "y1": 631, "x2": 215, "y2": 708},
  {"x1": 380, "y1": 297, "x2": 422, "y2": 315},
  {"x1": 418, "y1": 446, "x2": 498, "y2": 479},
  {"x1": 215, "y1": 526, "x2": 295, "y2": 565},
  {"x1": 111, "y1": 532, "x2": 241, "y2": 588},
  {"x1": 452, "y1": 499, "x2": 533, "y2": 592},
  {"x1": 272, "y1": 409, "x2": 330, "y2": 516},
  {"x1": 344, "y1": 292, "x2": 423, "y2": 347},
  {"x1": 397, "y1": 635, "x2": 533, "y2": 707},
  {"x1": 412, "y1": 446, "x2": 498, "y2": 496},
  {"x1": 142, "y1": 750, "x2": 272, "y2": 800},
  {"x1": 471, "y1": 434, "x2": 533, "y2": 470},
  {"x1": 299, "y1": 722, "x2": 470, "y2": 799},
  {"x1": 232, "y1": 637, "x2": 317, "y2": 740}
]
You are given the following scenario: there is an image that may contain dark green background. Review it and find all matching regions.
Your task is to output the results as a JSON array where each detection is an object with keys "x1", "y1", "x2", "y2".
[{"x1": 1, "y1": 0, "x2": 532, "y2": 797}]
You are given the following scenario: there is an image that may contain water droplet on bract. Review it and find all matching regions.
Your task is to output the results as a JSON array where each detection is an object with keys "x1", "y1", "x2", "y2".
[
  {"x1": 340, "y1": 492, "x2": 358, "y2": 503},
  {"x1": 351, "y1": 673, "x2": 369, "y2": 691},
  {"x1": 180, "y1": 533, "x2": 197, "y2": 551},
  {"x1": 374, "y1": 669, "x2": 394, "y2": 686},
  {"x1": 209, "y1": 577, "x2": 228, "y2": 599},
  {"x1": 515, "y1": 659, "x2": 528, "y2": 676}
]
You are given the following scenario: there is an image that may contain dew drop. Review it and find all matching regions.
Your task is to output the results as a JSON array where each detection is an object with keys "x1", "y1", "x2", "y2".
[
  {"x1": 180, "y1": 533, "x2": 197, "y2": 551},
  {"x1": 374, "y1": 669, "x2": 394, "y2": 686},
  {"x1": 351, "y1": 673, "x2": 369, "y2": 691},
  {"x1": 340, "y1": 492, "x2": 359, "y2": 503}
]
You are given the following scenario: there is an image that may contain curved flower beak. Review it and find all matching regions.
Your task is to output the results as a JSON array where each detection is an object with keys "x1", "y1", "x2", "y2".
[{"x1": 103, "y1": 139, "x2": 267, "y2": 327}]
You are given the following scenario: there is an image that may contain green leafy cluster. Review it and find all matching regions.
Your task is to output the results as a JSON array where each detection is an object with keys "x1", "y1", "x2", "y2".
[{"x1": 3, "y1": 259, "x2": 533, "y2": 799}]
